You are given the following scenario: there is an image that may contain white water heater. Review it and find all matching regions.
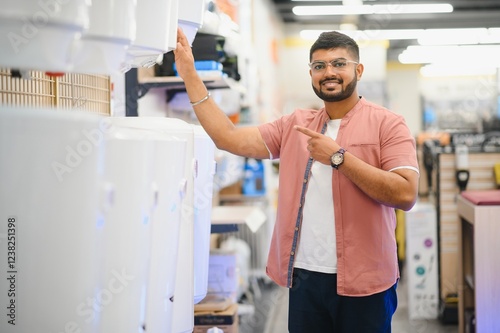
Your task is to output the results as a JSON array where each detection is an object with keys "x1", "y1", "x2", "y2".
[
  {"x1": 0, "y1": 0, "x2": 89, "y2": 71},
  {"x1": 192, "y1": 125, "x2": 216, "y2": 304},
  {"x1": 178, "y1": 0, "x2": 206, "y2": 45},
  {"x1": 96, "y1": 121, "x2": 157, "y2": 333},
  {"x1": 0, "y1": 107, "x2": 104, "y2": 333},
  {"x1": 106, "y1": 117, "x2": 189, "y2": 333},
  {"x1": 71, "y1": 0, "x2": 136, "y2": 74},
  {"x1": 109, "y1": 117, "x2": 198, "y2": 333},
  {"x1": 127, "y1": 0, "x2": 179, "y2": 68}
]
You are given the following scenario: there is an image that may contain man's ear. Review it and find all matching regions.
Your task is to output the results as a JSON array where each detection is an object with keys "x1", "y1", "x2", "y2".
[{"x1": 356, "y1": 63, "x2": 364, "y2": 80}]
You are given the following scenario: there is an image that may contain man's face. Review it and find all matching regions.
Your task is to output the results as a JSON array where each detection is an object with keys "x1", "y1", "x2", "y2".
[{"x1": 309, "y1": 48, "x2": 360, "y2": 102}]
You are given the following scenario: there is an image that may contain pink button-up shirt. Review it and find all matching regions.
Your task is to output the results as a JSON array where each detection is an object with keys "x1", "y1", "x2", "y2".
[{"x1": 258, "y1": 97, "x2": 419, "y2": 296}]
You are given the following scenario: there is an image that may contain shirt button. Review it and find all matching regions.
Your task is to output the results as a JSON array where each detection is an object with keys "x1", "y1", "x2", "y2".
[
  {"x1": 295, "y1": 227, "x2": 299, "y2": 231},
  {"x1": 303, "y1": 178, "x2": 307, "y2": 183},
  {"x1": 290, "y1": 251, "x2": 295, "y2": 256}
]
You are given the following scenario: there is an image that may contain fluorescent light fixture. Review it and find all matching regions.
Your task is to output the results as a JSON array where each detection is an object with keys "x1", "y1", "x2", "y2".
[
  {"x1": 399, "y1": 45, "x2": 500, "y2": 65},
  {"x1": 420, "y1": 64, "x2": 497, "y2": 77},
  {"x1": 293, "y1": 3, "x2": 453, "y2": 16},
  {"x1": 300, "y1": 27, "x2": 500, "y2": 44},
  {"x1": 301, "y1": 29, "x2": 423, "y2": 41},
  {"x1": 293, "y1": 5, "x2": 370, "y2": 16},
  {"x1": 418, "y1": 28, "x2": 489, "y2": 45},
  {"x1": 418, "y1": 27, "x2": 500, "y2": 45}
]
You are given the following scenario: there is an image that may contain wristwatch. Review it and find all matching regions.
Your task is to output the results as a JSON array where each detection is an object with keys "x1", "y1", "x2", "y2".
[{"x1": 330, "y1": 148, "x2": 346, "y2": 169}]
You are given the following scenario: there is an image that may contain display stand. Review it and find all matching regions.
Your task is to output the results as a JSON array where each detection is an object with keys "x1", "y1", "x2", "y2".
[{"x1": 457, "y1": 190, "x2": 500, "y2": 333}]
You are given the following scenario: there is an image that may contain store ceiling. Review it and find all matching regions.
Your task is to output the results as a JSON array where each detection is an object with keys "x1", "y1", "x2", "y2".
[
  {"x1": 271, "y1": 0, "x2": 500, "y2": 29},
  {"x1": 270, "y1": 0, "x2": 500, "y2": 59}
]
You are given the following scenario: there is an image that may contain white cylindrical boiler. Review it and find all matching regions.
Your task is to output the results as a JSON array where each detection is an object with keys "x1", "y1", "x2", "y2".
[
  {"x1": 106, "y1": 117, "x2": 189, "y2": 333},
  {"x1": 71, "y1": 0, "x2": 136, "y2": 75},
  {"x1": 178, "y1": 0, "x2": 206, "y2": 45},
  {"x1": 192, "y1": 125, "x2": 216, "y2": 304},
  {"x1": 126, "y1": 0, "x2": 179, "y2": 68},
  {"x1": 0, "y1": 107, "x2": 104, "y2": 333},
  {"x1": 96, "y1": 121, "x2": 157, "y2": 333},
  {"x1": 0, "y1": 0, "x2": 89, "y2": 72}
]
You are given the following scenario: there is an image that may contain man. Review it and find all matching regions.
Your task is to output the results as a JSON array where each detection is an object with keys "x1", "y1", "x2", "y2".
[{"x1": 174, "y1": 28, "x2": 419, "y2": 332}]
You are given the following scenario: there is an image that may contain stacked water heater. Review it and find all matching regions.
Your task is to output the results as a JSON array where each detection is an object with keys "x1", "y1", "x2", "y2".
[
  {"x1": 0, "y1": 0, "x2": 88, "y2": 72},
  {"x1": 0, "y1": 0, "x2": 213, "y2": 332},
  {"x1": 0, "y1": 107, "x2": 105, "y2": 333},
  {"x1": 127, "y1": 0, "x2": 179, "y2": 69},
  {"x1": 100, "y1": 117, "x2": 190, "y2": 333},
  {"x1": 103, "y1": 117, "x2": 216, "y2": 333},
  {"x1": 0, "y1": 0, "x2": 206, "y2": 73},
  {"x1": 71, "y1": 0, "x2": 137, "y2": 74}
]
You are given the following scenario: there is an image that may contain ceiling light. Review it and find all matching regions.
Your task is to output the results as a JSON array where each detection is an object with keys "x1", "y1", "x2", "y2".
[
  {"x1": 420, "y1": 64, "x2": 497, "y2": 77},
  {"x1": 418, "y1": 28, "x2": 488, "y2": 45},
  {"x1": 301, "y1": 29, "x2": 423, "y2": 41},
  {"x1": 398, "y1": 45, "x2": 500, "y2": 65},
  {"x1": 292, "y1": 3, "x2": 453, "y2": 16},
  {"x1": 300, "y1": 27, "x2": 500, "y2": 44},
  {"x1": 418, "y1": 28, "x2": 500, "y2": 45},
  {"x1": 293, "y1": 5, "x2": 371, "y2": 16}
]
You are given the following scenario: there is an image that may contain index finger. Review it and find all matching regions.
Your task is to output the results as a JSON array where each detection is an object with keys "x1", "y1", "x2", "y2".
[
  {"x1": 177, "y1": 27, "x2": 189, "y2": 46},
  {"x1": 294, "y1": 125, "x2": 320, "y2": 138}
]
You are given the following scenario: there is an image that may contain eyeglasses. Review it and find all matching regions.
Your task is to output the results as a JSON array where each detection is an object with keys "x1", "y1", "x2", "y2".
[{"x1": 308, "y1": 59, "x2": 359, "y2": 73}]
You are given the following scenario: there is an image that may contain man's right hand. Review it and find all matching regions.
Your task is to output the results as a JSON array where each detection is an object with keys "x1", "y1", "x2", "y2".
[{"x1": 173, "y1": 28, "x2": 197, "y2": 80}]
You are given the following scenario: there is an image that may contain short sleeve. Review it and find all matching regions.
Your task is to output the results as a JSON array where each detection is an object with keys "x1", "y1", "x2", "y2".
[{"x1": 380, "y1": 115, "x2": 419, "y2": 172}]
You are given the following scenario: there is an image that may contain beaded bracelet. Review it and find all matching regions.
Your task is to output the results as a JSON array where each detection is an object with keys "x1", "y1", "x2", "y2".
[{"x1": 190, "y1": 92, "x2": 211, "y2": 106}]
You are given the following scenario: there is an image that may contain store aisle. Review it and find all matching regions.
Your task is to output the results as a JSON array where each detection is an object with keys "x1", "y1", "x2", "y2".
[{"x1": 240, "y1": 274, "x2": 459, "y2": 333}]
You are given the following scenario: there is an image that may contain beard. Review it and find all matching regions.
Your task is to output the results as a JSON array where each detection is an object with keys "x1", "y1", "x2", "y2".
[{"x1": 312, "y1": 73, "x2": 358, "y2": 102}]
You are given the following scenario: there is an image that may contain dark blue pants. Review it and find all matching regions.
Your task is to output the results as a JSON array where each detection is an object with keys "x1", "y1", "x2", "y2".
[{"x1": 288, "y1": 268, "x2": 398, "y2": 333}]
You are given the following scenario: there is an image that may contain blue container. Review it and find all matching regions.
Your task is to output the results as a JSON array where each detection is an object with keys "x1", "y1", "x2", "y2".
[{"x1": 242, "y1": 158, "x2": 265, "y2": 196}]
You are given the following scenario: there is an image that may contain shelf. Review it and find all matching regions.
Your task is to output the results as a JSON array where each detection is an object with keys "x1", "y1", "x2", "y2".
[
  {"x1": 125, "y1": 67, "x2": 245, "y2": 116},
  {"x1": 211, "y1": 223, "x2": 239, "y2": 234},
  {"x1": 219, "y1": 194, "x2": 268, "y2": 203},
  {"x1": 139, "y1": 74, "x2": 242, "y2": 96},
  {"x1": 211, "y1": 205, "x2": 266, "y2": 233},
  {"x1": 138, "y1": 65, "x2": 243, "y2": 90}
]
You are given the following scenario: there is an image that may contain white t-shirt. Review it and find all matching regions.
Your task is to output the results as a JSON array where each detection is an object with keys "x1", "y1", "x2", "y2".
[{"x1": 294, "y1": 119, "x2": 341, "y2": 274}]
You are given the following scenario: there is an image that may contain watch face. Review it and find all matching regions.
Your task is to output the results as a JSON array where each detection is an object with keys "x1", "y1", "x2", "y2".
[{"x1": 332, "y1": 154, "x2": 343, "y2": 165}]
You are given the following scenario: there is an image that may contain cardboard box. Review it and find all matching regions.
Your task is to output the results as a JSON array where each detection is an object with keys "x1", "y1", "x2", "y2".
[
  {"x1": 207, "y1": 251, "x2": 238, "y2": 302},
  {"x1": 193, "y1": 303, "x2": 238, "y2": 333}
]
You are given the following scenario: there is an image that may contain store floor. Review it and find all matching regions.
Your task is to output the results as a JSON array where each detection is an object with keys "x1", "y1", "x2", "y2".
[{"x1": 238, "y1": 273, "x2": 459, "y2": 333}]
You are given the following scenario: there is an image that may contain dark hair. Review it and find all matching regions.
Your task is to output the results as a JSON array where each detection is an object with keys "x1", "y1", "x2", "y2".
[{"x1": 309, "y1": 31, "x2": 359, "y2": 62}]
